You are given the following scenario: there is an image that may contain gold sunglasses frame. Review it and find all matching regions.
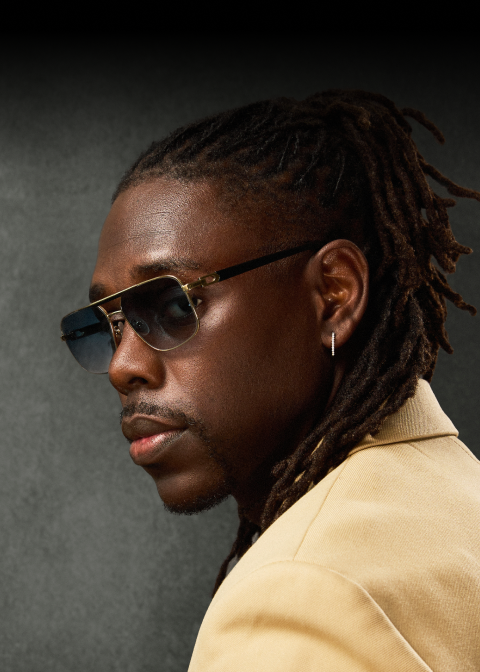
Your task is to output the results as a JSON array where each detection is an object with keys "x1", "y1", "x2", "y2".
[
  {"x1": 60, "y1": 273, "x2": 217, "y2": 361},
  {"x1": 60, "y1": 241, "x2": 322, "y2": 371}
]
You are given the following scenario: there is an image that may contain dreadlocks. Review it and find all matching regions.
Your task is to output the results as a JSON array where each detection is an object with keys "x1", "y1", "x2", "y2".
[{"x1": 114, "y1": 89, "x2": 479, "y2": 596}]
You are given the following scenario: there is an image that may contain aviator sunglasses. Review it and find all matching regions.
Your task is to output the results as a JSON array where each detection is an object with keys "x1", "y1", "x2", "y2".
[{"x1": 60, "y1": 242, "x2": 321, "y2": 374}]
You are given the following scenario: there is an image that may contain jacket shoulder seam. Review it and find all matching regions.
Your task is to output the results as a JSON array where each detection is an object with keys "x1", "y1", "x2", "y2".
[{"x1": 292, "y1": 457, "x2": 352, "y2": 561}]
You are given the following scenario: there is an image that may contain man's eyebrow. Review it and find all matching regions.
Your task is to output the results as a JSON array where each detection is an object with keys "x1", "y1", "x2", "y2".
[
  {"x1": 88, "y1": 257, "x2": 202, "y2": 304},
  {"x1": 131, "y1": 257, "x2": 201, "y2": 279},
  {"x1": 89, "y1": 283, "x2": 109, "y2": 303}
]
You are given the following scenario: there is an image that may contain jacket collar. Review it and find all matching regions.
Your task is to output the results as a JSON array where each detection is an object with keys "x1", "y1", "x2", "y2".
[{"x1": 350, "y1": 379, "x2": 458, "y2": 455}]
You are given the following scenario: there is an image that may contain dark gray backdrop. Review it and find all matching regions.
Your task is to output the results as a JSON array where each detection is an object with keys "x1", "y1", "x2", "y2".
[{"x1": 1, "y1": 35, "x2": 479, "y2": 672}]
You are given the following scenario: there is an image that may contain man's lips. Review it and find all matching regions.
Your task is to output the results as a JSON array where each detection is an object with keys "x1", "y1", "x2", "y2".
[{"x1": 122, "y1": 416, "x2": 187, "y2": 466}]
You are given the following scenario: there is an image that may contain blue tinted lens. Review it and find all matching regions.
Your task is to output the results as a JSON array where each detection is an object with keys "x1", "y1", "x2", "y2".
[
  {"x1": 122, "y1": 277, "x2": 198, "y2": 350},
  {"x1": 61, "y1": 306, "x2": 115, "y2": 374}
]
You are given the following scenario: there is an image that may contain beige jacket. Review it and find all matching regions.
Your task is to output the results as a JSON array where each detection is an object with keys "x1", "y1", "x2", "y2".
[{"x1": 189, "y1": 380, "x2": 480, "y2": 671}]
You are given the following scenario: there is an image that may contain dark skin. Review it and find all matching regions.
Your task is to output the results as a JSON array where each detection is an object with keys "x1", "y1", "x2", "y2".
[{"x1": 91, "y1": 178, "x2": 369, "y2": 525}]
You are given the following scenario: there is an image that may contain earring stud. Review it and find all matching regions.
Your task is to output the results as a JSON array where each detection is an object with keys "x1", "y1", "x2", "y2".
[{"x1": 331, "y1": 332, "x2": 335, "y2": 357}]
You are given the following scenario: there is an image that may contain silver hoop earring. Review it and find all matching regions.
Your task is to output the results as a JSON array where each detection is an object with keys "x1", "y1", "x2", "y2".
[{"x1": 331, "y1": 332, "x2": 335, "y2": 357}]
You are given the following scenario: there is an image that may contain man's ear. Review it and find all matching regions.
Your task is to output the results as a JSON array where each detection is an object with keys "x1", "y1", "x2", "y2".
[{"x1": 306, "y1": 239, "x2": 369, "y2": 352}]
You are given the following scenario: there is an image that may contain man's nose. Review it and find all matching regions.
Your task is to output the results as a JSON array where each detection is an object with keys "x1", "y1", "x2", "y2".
[{"x1": 108, "y1": 320, "x2": 165, "y2": 395}]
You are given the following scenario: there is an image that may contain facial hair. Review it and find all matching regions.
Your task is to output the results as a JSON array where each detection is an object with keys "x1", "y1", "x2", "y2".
[{"x1": 120, "y1": 400, "x2": 236, "y2": 515}]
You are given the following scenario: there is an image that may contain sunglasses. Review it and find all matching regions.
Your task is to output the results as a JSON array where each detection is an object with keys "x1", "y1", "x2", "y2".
[{"x1": 60, "y1": 242, "x2": 320, "y2": 373}]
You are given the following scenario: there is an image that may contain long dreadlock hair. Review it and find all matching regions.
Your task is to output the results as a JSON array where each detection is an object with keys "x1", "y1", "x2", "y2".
[{"x1": 114, "y1": 89, "x2": 479, "y2": 595}]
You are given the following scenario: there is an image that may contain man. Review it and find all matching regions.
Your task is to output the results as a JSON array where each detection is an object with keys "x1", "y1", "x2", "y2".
[{"x1": 61, "y1": 90, "x2": 480, "y2": 671}]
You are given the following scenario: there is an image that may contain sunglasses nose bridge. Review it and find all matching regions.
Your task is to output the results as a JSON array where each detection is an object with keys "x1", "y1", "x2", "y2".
[
  {"x1": 103, "y1": 308, "x2": 126, "y2": 344},
  {"x1": 105, "y1": 308, "x2": 125, "y2": 320}
]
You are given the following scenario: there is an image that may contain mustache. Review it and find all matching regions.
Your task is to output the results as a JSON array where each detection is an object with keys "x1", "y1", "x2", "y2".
[
  {"x1": 120, "y1": 401, "x2": 202, "y2": 430},
  {"x1": 120, "y1": 401, "x2": 232, "y2": 481}
]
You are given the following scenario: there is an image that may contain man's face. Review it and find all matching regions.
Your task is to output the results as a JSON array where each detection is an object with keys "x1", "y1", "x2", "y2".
[{"x1": 91, "y1": 179, "x2": 333, "y2": 520}]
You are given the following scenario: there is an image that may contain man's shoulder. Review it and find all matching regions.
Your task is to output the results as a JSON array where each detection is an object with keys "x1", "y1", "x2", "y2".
[
  {"x1": 223, "y1": 428, "x2": 480, "y2": 592},
  {"x1": 192, "y1": 385, "x2": 480, "y2": 671},
  {"x1": 296, "y1": 432, "x2": 480, "y2": 569},
  {"x1": 207, "y1": 433, "x2": 480, "y2": 672}
]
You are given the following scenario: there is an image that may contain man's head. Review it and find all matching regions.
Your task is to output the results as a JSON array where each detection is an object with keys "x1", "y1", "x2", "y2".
[
  {"x1": 65, "y1": 89, "x2": 479, "y2": 592},
  {"x1": 92, "y1": 177, "x2": 369, "y2": 523}
]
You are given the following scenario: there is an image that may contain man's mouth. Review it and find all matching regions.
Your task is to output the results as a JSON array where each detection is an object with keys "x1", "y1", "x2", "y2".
[{"x1": 122, "y1": 416, "x2": 187, "y2": 466}]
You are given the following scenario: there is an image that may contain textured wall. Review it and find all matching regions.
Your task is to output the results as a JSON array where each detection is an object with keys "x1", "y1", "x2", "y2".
[{"x1": 1, "y1": 36, "x2": 479, "y2": 672}]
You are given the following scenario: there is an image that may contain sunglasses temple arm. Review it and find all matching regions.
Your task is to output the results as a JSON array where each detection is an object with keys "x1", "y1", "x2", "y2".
[{"x1": 216, "y1": 242, "x2": 321, "y2": 283}]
